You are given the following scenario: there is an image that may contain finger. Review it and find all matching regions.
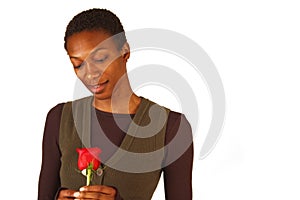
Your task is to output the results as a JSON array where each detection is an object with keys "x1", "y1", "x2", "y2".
[
  {"x1": 80, "y1": 185, "x2": 116, "y2": 196},
  {"x1": 58, "y1": 189, "x2": 78, "y2": 198},
  {"x1": 75, "y1": 191, "x2": 112, "y2": 199},
  {"x1": 75, "y1": 192, "x2": 116, "y2": 200}
]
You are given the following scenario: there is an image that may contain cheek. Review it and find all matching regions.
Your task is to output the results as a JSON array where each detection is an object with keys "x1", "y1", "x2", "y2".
[
  {"x1": 74, "y1": 69, "x2": 84, "y2": 80},
  {"x1": 74, "y1": 68, "x2": 79, "y2": 75},
  {"x1": 104, "y1": 61, "x2": 125, "y2": 78},
  {"x1": 109, "y1": 66, "x2": 126, "y2": 82}
]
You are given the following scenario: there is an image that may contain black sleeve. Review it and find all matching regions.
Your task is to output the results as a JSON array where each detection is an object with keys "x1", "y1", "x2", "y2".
[
  {"x1": 163, "y1": 112, "x2": 194, "y2": 200},
  {"x1": 38, "y1": 103, "x2": 64, "y2": 200}
]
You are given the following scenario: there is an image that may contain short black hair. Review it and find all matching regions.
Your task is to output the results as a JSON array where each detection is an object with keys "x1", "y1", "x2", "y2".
[{"x1": 64, "y1": 8, "x2": 127, "y2": 50}]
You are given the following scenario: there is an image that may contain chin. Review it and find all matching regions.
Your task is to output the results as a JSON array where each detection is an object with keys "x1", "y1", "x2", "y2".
[{"x1": 93, "y1": 93, "x2": 111, "y2": 101}]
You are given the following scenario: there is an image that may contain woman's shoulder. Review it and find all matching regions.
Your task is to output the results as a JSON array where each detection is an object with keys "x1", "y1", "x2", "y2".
[
  {"x1": 45, "y1": 102, "x2": 71, "y2": 124},
  {"x1": 47, "y1": 103, "x2": 65, "y2": 117},
  {"x1": 167, "y1": 110, "x2": 192, "y2": 132},
  {"x1": 142, "y1": 97, "x2": 190, "y2": 124},
  {"x1": 46, "y1": 96, "x2": 94, "y2": 120},
  {"x1": 168, "y1": 109, "x2": 187, "y2": 121}
]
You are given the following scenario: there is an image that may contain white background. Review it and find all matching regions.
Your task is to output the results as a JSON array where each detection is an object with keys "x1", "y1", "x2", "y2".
[{"x1": 1, "y1": 0, "x2": 300, "y2": 199}]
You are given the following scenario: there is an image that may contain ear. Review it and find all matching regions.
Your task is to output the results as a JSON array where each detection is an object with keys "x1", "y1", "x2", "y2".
[{"x1": 121, "y1": 42, "x2": 130, "y2": 61}]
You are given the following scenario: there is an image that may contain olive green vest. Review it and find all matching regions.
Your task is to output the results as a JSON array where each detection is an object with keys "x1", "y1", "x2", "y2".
[{"x1": 59, "y1": 96, "x2": 169, "y2": 200}]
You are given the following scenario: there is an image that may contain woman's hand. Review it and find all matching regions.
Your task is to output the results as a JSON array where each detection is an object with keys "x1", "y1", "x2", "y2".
[
  {"x1": 74, "y1": 185, "x2": 117, "y2": 200},
  {"x1": 57, "y1": 189, "x2": 78, "y2": 199}
]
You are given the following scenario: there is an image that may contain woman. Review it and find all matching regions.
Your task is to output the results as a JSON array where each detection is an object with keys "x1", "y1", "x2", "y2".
[{"x1": 38, "y1": 8, "x2": 193, "y2": 200}]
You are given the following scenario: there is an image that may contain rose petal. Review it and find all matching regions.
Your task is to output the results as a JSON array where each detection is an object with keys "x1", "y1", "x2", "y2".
[{"x1": 76, "y1": 147, "x2": 102, "y2": 170}]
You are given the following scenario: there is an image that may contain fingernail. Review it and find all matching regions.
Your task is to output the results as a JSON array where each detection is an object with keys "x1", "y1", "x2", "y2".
[
  {"x1": 79, "y1": 187, "x2": 86, "y2": 191},
  {"x1": 74, "y1": 192, "x2": 80, "y2": 197}
]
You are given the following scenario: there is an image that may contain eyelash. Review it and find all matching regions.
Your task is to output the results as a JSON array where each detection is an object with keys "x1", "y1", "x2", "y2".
[
  {"x1": 74, "y1": 63, "x2": 84, "y2": 69},
  {"x1": 96, "y1": 55, "x2": 108, "y2": 63},
  {"x1": 73, "y1": 56, "x2": 108, "y2": 69}
]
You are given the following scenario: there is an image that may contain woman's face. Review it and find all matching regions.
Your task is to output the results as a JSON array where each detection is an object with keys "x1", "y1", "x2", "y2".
[{"x1": 66, "y1": 30, "x2": 129, "y2": 100}]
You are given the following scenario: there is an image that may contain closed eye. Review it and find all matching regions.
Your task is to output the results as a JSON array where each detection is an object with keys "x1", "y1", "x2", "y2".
[
  {"x1": 73, "y1": 61, "x2": 86, "y2": 69},
  {"x1": 95, "y1": 55, "x2": 108, "y2": 63}
]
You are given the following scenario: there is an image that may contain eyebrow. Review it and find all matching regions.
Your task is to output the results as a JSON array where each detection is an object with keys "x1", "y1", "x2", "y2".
[
  {"x1": 69, "y1": 47, "x2": 108, "y2": 59},
  {"x1": 90, "y1": 47, "x2": 108, "y2": 56}
]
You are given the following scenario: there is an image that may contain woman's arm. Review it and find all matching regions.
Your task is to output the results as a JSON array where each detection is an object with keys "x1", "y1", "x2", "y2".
[
  {"x1": 163, "y1": 112, "x2": 194, "y2": 200},
  {"x1": 38, "y1": 103, "x2": 64, "y2": 200}
]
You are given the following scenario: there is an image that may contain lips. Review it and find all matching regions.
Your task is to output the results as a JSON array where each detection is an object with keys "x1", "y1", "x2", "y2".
[{"x1": 87, "y1": 80, "x2": 109, "y2": 93}]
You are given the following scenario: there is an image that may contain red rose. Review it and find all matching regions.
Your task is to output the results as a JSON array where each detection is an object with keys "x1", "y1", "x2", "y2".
[{"x1": 76, "y1": 147, "x2": 101, "y2": 171}]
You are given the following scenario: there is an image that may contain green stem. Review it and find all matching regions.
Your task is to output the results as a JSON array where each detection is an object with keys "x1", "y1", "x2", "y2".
[{"x1": 86, "y1": 167, "x2": 92, "y2": 186}]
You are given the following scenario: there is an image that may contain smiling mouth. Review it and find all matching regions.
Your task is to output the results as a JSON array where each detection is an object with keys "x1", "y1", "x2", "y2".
[{"x1": 88, "y1": 80, "x2": 109, "y2": 93}]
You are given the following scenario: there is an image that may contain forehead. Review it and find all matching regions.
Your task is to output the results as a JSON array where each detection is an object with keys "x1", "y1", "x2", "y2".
[{"x1": 66, "y1": 30, "x2": 117, "y2": 57}]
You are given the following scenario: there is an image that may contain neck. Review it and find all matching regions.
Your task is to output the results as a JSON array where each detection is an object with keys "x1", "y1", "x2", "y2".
[{"x1": 93, "y1": 81, "x2": 141, "y2": 114}]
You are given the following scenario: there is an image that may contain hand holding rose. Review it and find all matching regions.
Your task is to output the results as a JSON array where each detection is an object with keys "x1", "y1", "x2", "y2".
[
  {"x1": 57, "y1": 185, "x2": 117, "y2": 200},
  {"x1": 58, "y1": 148, "x2": 118, "y2": 199}
]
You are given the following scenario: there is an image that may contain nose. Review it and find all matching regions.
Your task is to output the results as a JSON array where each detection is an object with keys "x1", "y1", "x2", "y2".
[
  {"x1": 84, "y1": 61, "x2": 102, "y2": 81},
  {"x1": 87, "y1": 73, "x2": 100, "y2": 80}
]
